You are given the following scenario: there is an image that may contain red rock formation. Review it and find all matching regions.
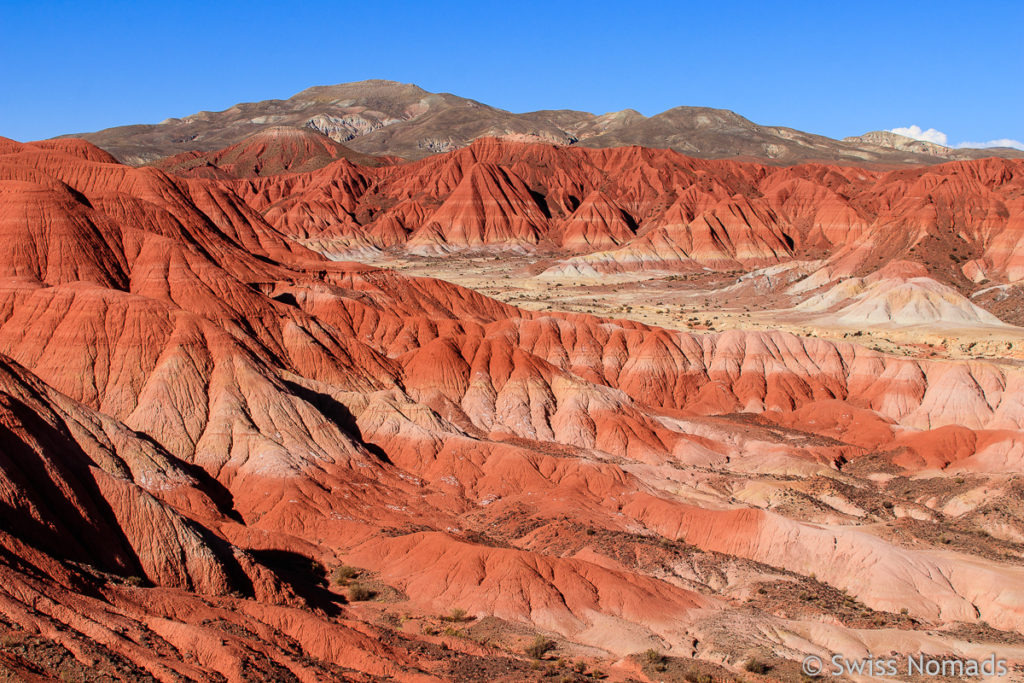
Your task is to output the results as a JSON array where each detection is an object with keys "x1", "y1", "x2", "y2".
[
  {"x1": 558, "y1": 191, "x2": 636, "y2": 251},
  {"x1": 408, "y1": 162, "x2": 549, "y2": 251},
  {"x1": 2, "y1": 135, "x2": 1024, "y2": 679},
  {"x1": 152, "y1": 126, "x2": 391, "y2": 178},
  {"x1": 196, "y1": 137, "x2": 1024, "y2": 289}
]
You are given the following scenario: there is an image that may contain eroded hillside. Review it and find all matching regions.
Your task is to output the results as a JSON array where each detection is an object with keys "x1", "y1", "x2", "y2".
[{"x1": 1, "y1": 136, "x2": 1023, "y2": 681}]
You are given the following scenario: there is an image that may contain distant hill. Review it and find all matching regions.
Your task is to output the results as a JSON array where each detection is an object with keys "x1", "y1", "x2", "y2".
[
  {"x1": 151, "y1": 126, "x2": 393, "y2": 178},
  {"x1": 62, "y1": 79, "x2": 1024, "y2": 166}
]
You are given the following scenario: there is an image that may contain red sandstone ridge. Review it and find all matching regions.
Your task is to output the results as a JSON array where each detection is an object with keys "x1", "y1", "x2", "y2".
[
  {"x1": 213, "y1": 137, "x2": 1024, "y2": 299},
  {"x1": 558, "y1": 190, "x2": 637, "y2": 251},
  {"x1": 1, "y1": 135, "x2": 1023, "y2": 680},
  {"x1": 152, "y1": 126, "x2": 393, "y2": 179}
]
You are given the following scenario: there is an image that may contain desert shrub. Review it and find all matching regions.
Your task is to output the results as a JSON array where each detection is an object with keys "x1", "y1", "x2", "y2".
[
  {"x1": 525, "y1": 635, "x2": 556, "y2": 659},
  {"x1": 347, "y1": 583, "x2": 374, "y2": 601},
  {"x1": 445, "y1": 607, "x2": 468, "y2": 622},
  {"x1": 332, "y1": 564, "x2": 359, "y2": 585},
  {"x1": 744, "y1": 658, "x2": 771, "y2": 674}
]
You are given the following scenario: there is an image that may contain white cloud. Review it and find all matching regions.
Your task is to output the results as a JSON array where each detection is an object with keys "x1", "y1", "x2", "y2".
[
  {"x1": 955, "y1": 138, "x2": 1024, "y2": 151},
  {"x1": 888, "y1": 124, "x2": 1024, "y2": 151},
  {"x1": 889, "y1": 125, "x2": 948, "y2": 146}
]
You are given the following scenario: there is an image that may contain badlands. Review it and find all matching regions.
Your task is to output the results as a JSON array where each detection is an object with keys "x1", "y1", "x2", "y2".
[{"x1": 1, "y1": 91, "x2": 1024, "y2": 682}]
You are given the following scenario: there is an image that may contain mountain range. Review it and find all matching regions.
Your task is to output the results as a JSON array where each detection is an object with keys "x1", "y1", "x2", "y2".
[{"x1": 64, "y1": 79, "x2": 1024, "y2": 167}]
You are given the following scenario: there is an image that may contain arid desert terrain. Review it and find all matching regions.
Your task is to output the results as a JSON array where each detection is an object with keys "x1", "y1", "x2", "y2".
[{"x1": 1, "y1": 81, "x2": 1024, "y2": 682}]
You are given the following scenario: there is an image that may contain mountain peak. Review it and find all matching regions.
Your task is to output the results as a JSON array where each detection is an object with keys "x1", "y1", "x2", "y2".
[
  {"x1": 844, "y1": 130, "x2": 953, "y2": 156},
  {"x1": 291, "y1": 79, "x2": 428, "y2": 102}
]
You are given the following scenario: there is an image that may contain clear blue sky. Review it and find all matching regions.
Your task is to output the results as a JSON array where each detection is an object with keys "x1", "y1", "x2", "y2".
[{"x1": 1, "y1": 0, "x2": 1022, "y2": 146}]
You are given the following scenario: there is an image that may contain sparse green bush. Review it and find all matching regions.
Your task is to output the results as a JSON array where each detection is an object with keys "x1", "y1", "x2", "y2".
[
  {"x1": 347, "y1": 583, "x2": 374, "y2": 601},
  {"x1": 332, "y1": 564, "x2": 359, "y2": 585},
  {"x1": 525, "y1": 635, "x2": 556, "y2": 659},
  {"x1": 744, "y1": 658, "x2": 771, "y2": 674},
  {"x1": 445, "y1": 607, "x2": 468, "y2": 622}
]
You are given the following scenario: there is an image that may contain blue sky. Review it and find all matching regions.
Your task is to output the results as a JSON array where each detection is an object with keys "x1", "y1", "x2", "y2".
[{"x1": 1, "y1": 0, "x2": 1022, "y2": 147}]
